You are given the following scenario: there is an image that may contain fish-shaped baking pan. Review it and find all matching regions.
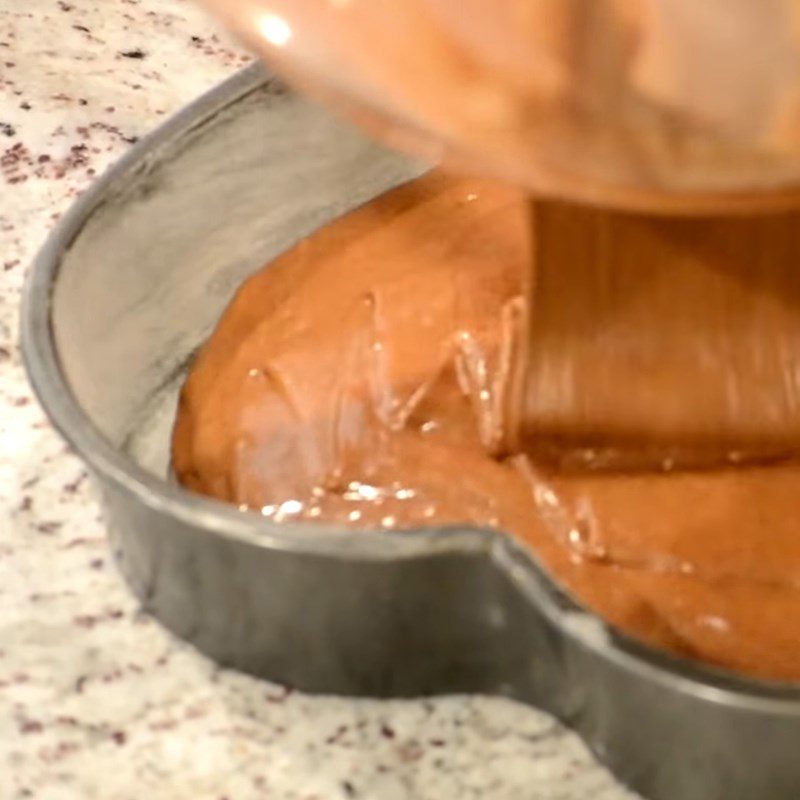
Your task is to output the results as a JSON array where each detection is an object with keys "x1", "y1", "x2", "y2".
[{"x1": 21, "y1": 64, "x2": 800, "y2": 800}]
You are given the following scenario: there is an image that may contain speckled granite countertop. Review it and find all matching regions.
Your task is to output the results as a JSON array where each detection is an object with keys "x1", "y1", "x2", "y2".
[{"x1": 0, "y1": 3, "x2": 635, "y2": 799}]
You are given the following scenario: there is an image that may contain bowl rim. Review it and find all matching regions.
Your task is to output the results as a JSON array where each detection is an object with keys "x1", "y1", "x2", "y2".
[{"x1": 20, "y1": 62, "x2": 800, "y2": 709}]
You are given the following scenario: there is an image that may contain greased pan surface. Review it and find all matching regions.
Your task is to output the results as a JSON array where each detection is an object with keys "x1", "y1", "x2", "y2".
[{"x1": 21, "y1": 65, "x2": 800, "y2": 800}]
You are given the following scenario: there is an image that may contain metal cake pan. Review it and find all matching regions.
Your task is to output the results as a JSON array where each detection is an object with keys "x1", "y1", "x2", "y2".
[{"x1": 21, "y1": 64, "x2": 800, "y2": 800}]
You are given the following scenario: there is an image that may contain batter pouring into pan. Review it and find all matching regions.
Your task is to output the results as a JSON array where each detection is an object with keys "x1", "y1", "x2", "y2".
[{"x1": 176, "y1": 1, "x2": 800, "y2": 681}]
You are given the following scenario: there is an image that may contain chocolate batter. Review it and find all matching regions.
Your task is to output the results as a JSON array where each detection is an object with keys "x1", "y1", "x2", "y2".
[{"x1": 173, "y1": 172, "x2": 800, "y2": 682}]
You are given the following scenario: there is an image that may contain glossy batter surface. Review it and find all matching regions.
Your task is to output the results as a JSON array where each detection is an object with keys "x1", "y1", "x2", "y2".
[{"x1": 173, "y1": 172, "x2": 800, "y2": 682}]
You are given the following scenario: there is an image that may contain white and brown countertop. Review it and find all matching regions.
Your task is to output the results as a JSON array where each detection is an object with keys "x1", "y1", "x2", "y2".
[{"x1": 0, "y1": 2, "x2": 633, "y2": 798}]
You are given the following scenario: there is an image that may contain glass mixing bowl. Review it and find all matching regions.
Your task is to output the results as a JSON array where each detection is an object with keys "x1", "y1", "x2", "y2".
[{"x1": 201, "y1": 0, "x2": 800, "y2": 214}]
